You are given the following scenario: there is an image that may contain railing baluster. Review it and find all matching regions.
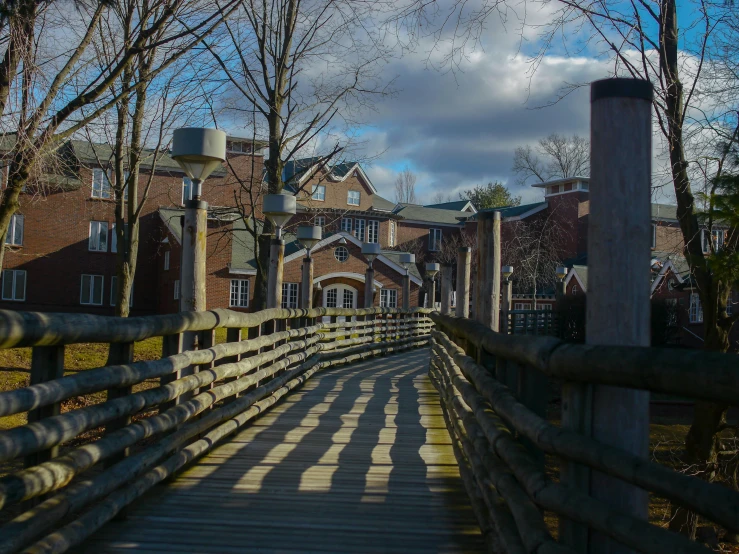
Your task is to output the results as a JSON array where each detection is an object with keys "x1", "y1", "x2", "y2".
[{"x1": 24, "y1": 345, "x2": 65, "y2": 469}]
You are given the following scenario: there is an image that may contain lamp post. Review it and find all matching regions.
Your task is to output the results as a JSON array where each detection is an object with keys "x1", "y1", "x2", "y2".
[
  {"x1": 425, "y1": 263, "x2": 440, "y2": 310},
  {"x1": 555, "y1": 266, "x2": 568, "y2": 302},
  {"x1": 501, "y1": 266, "x2": 514, "y2": 334},
  {"x1": 297, "y1": 225, "x2": 321, "y2": 310},
  {"x1": 456, "y1": 247, "x2": 471, "y2": 318},
  {"x1": 362, "y1": 243, "x2": 381, "y2": 308},
  {"x1": 171, "y1": 128, "x2": 226, "y2": 313},
  {"x1": 399, "y1": 253, "x2": 415, "y2": 310},
  {"x1": 263, "y1": 194, "x2": 296, "y2": 309}
]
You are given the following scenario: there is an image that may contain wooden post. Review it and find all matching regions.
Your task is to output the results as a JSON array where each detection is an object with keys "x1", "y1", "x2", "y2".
[
  {"x1": 476, "y1": 211, "x2": 501, "y2": 330},
  {"x1": 456, "y1": 247, "x2": 471, "y2": 318},
  {"x1": 402, "y1": 273, "x2": 410, "y2": 310},
  {"x1": 267, "y1": 238, "x2": 285, "y2": 309},
  {"x1": 364, "y1": 266, "x2": 375, "y2": 308},
  {"x1": 301, "y1": 256, "x2": 313, "y2": 310},
  {"x1": 105, "y1": 342, "x2": 135, "y2": 464},
  {"x1": 440, "y1": 265, "x2": 453, "y2": 315},
  {"x1": 562, "y1": 78, "x2": 653, "y2": 553},
  {"x1": 427, "y1": 277, "x2": 436, "y2": 310},
  {"x1": 180, "y1": 199, "x2": 207, "y2": 312},
  {"x1": 24, "y1": 346, "x2": 65, "y2": 468}
]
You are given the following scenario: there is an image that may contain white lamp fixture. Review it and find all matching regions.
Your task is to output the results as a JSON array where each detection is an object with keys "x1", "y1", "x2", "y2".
[
  {"x1": 556, "y1": 266, "x2": 568, "y2": 280},
  {"x1": 263, "y1": 194, "x2": 296, "y2": 239},
  {"x1": 502, "y1": 265, "x2": 514, "y2": 279},
  {"x1": 399, "y1": 253, "x2": 415, "y2": 271},
  {"x1": 426, "y1": 262, "x2": 440, "y2": 278},
  {"x1": 362, "y1": 243, "x2": 381, "y2": 267},
  {"x1": 171, "y1": 128, "x2": 226, "y2": 199},
  {"x1": 297, "y1": 225, "x2": 322, "y2": 254}
]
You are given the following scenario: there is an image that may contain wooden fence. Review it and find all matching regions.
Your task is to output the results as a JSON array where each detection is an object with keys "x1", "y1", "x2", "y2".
[
  {"x1": 430, "y1": 312, "x2": 739, "y2": 554},
  {"x1": 0, "y1": 307, "x2": 432, "y2": 554}
]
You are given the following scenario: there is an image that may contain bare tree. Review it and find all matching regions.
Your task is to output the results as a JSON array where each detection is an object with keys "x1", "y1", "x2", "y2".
[
  {"x1": 395, "y1": 166, "x2": 417, "y2": 204},
  {"x1": 512, "y1": 134, "x2": 590, "y2": 185},
  {"x1": 0, "y1": 0, "x2": 235, "y2": 271},
  {"x1": 207, "y1": 0, "x2": 393, "y2": 308}
]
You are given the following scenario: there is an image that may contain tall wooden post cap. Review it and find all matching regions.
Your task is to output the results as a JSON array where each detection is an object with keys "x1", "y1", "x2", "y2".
[{"x1": 591, "y1": 78, "x2": 653, "y2": 102}]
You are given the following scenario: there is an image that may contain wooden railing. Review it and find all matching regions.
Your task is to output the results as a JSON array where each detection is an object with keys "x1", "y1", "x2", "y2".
[
  {"x1": 0, "y1": 307, "x2": 432, "y2": 554},
  {"x1": 430, "y1": 312, "x2": 739, "y2": 554},
  {"x1": 502, "y1": 309, "x2": 560, "y2": 337}
]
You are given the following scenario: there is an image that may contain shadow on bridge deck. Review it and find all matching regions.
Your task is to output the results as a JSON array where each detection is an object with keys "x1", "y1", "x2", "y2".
[{"x1": 84, "y1": 348, "x2": 484, "y2": 553}]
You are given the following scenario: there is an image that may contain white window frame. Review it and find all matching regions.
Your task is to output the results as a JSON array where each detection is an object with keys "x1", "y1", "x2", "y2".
[
  {"x1": 535, "y1": 304, "x2": 553, "y2": 311},
  {"x1": 347, "y1": 190, "x2": 360, "y2": 206},
  {"x1": 334, "y1": 246, "x2": 349, "y2": 262},
  {"x1": 92, "y1": 168, "x2": 112, "y2": 199},
  {"x1": 315, "y1": 216, "x2": 326, "y2": 238},
  {"x1": 311, "y1": 184, "x2": 326, "y2": 201},
  {"x1": 380, "y1": 288, "x2": 397, "y2": 308},
  {"x1": 572, "y1": 285, "x2": 579, "y2": 295},
  {"x1": 230, "y1": 279, "x2": 249, "y2": 307},
  {"x1": 174, "y1": 280, "x2": 180, "y2": 300},
  {"x1": 689, "y1": 293, "x2": 703, "y2": 323},
  {"x1": 80, "y1": 274, "x2": 104, "y2": 306},
  {"x1": 5, "y1": 214, "x2": 23, "y2": 246},
  {"x1": 389, "y1": 220, "x2": 396, "y2": 247},
  {"x1": 341, "y1": 217, "x2": 352, "y2": 233},
  {"x1": 182, "y1": 177, "x2": 193, "y2": 205},
  {"x1": 429, "y1": 228, "x2": 442, "y2": 252},
  {"x1": 164, "y1": 251, "x2": 170, "y2": 271},
  {"x1": 354, "y1": 219, "x2": 366, "y2": 241},
  {"x1": 89, "y1": 221, "x2": 109, "y2": 252},
  {"x1": 514, "y1": 302, "x2": 531, "y2": 310},
  {"x1": 282, "y1": 282, "x2": 299, "y2": 308},
  {"x1": 2, "y1": 269, "x2": 26, "y2": 301},
  {"x1": 367, "y1": 220, "x2": 379, "y2": 244},
  {"x1": 110, "y1": 276, "x2": 133, "y2": 307}
]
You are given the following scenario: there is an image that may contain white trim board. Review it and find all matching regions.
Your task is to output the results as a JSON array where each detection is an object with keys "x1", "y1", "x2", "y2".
[
  {"x1": 283, "y1": 231, "x2": 423, "y2": 286},
  {"x1": 314, "y1": 272, "x2": 383, "y2": 288}
]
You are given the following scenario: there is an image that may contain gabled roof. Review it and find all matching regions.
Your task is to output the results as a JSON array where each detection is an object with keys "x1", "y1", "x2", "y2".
[
  {"x1": 281, "y1": 157, "x2": 378, "y2": 193},
  {"x1": 424, "y1": 200, "x2": 477, "y2": 213},
  {"x1": 564, "y1": 264, "x2": 588, "y2": 292},
  {"x1": 392, "y1": 203, "x2": 472, "y2": 225},
  {"x1": 372, "y1": 194, "x2": 397, "y2": 212}
]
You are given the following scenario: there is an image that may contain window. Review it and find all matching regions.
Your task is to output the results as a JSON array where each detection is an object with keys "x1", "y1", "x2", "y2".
[
  {"x1": 514, "y1": 303, "x2": 531, "y2": 310},
  {"x1": 2, "y1": 269, "x2": 26, "y2": 301},
  {"x1": 429, "y1": 228, "x2": 442, "y2": 251},
  {"x1": 343, "y1": 288, "x2": 354, "y2": 308},
  {"x1": 312, "y1": 185, "x2": 326, "y2": 201},
  {"x1": 110, "y1": 276, "x2": 133, "y2": 307},
  {"x1": 326, "y1": 288, "x2": 337, "y2": 308},
  {"x1": 92, "y1": 168, "x2": 111, "y2": 199},
  {"x1": 536, "y1": 304, "x2": 553, "y2": 310},
  {"x1": 174, "y1": 280, "x2": 180, "y2": 300},
  {"x1": 702, "y1": 229, "x2": 724, "y2": 253},
  {"x1": 389, "y1": 220, "x2": 396, "y2": 247},
  {"x1": 230, "y1": 279, "x2": 249, "y2": 307},
  {"x1": 80, "y1": 274, "x2": 104, "y2": 305},
  {"x1": 572, "y1": 285, "x2": 579, "y2": 295},
  {"x1": 89, "y1": 221, "x2": 108, "y2": 252},
  {"x1": 282, "y1": 282, "x2": 299, "y2": 308},
  {"x1": 341, "y1": 218, "x2": 352, "y2": 234},
  {"x1": 549, "y1": 184, "x2": 561, "y2": 195},
  {"x1": 380, "y1": 289, "x2": 397, "y2": 308},
  {"x1": 651, "y1": 224, "x2": 656, "y2": 249},
  {"x1": 367, "y1": 220, "x2": 379, "y2": 244},
  {"x1": 111, "y1": 223, "x2": 128, "y2": 254},
  {"x1": 226, "y1": 140, "x2": 250, "y2": 153},
  {"x1": 315, "y1": 216, "x2": 325, "y2": 238},
  {"x1": 164, "y1": 251, "x2": 170, "y2": 271},
  {"x1": 122, "y1": 171, "x2": 130, "y2": 201},
  {"x1": 334, "y1": 246, "x2": 349, "y2": 262},
  {"x1": 347, "y1": 190, "x2": 360, "y2": 206},
  {"x1": 5, "y1": 214, "x2": 23, "y2": 246},
  {"x1": 354, "y1": 219, "x2": 366, "y2": 241},
  {"x1": 689, "y1": 293, "x2": 703, "y2": 323},
  {"x1": 182, "y1": 177, "x2": 193, "y2": 204}
]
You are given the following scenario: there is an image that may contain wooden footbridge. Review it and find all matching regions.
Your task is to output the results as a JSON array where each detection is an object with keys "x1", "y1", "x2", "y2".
[{"x1": 0, "y1": 306, "x2": 736, "y2": 554}]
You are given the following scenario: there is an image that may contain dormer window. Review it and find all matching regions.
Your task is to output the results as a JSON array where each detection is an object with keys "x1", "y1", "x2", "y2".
[
  {"x1": 226, "y1": 140, "x2": 252, "y2": 154},
  {"x1": 347, "y1": 190, "x2": 360, "y2": 206}
]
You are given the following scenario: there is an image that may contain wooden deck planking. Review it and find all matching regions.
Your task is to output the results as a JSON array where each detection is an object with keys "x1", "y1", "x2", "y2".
[{"x1": 84, "y1": 349, "x2": 484, "y2": 553}]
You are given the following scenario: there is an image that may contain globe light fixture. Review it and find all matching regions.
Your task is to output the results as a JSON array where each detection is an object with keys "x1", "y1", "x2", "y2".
[
  {"x1": 263, "y1": 194, "x2": 296, "y2": 239},
  {"x1": 502, "y1": 266, "x2": 514, "y2": 280},
  {"x1": 297, "y1": 225, "x2": 322, "y2": 254},
  {"x1": 362, "y1": 243, "x2": 381, "y2": 267},
  {"x1": 171, "y1": 128, "x2": 226, "y2": 199},
  {"x1": 555, "y1": 266, "x2": 568, "y2": 280}
]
